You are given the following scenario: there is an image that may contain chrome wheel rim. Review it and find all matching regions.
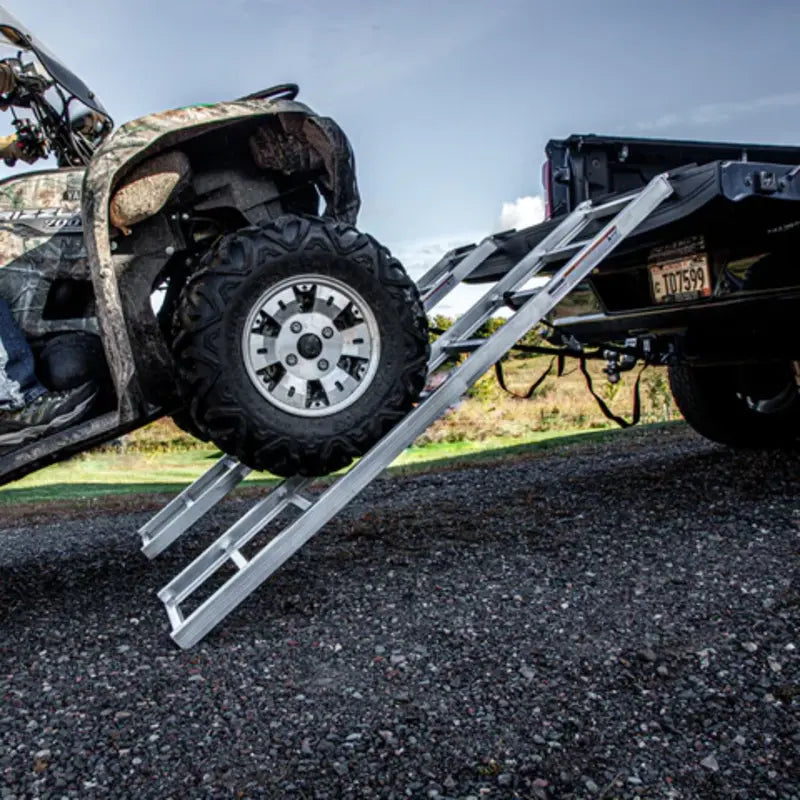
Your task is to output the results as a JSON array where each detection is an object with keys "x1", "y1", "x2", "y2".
[{"x1": 242, "y1": 274, "x2": 381, "y2": 417}]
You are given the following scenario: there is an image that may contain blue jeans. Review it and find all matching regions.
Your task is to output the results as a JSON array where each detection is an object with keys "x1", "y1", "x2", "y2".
[{"x1": 0, "y1": 297, "x2": 46, "y2": 410}]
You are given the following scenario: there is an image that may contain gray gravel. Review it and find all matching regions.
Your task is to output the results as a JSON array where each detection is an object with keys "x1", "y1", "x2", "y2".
[{"x1": 1, "y1": 424, "x2": 798, "y2": 799}]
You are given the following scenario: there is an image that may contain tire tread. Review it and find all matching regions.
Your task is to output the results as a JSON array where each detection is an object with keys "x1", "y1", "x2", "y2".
[{"x1": 172, "y1": 216, "x2": 429, "y2": 476}]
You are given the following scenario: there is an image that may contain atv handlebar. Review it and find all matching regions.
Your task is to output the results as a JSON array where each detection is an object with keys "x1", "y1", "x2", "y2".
[
  {"x1": 0, "y1": 58, "x2": 52, "y2": 107},
  {"x1": 0, "y1": 55, "x2": 111, "y2": 167},
  {"x1": 2, "y1": 118, "x2": 47, "y2": 166}
]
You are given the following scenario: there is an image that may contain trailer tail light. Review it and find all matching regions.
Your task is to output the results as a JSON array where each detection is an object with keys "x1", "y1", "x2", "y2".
[{"x1": 542, "y1": 159, "x2": 553, "y2": 220}]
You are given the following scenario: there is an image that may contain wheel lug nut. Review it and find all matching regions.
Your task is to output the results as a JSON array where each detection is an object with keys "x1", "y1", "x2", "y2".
[
  {"x1": 290, "y1": 322, "x2": 302, "y2": 334},
  {"x1": 286, "y1": 354, "x2": 298, "y2": 366},
  {"x1": 318, "y1": 359, "x2": 329, "y2": 371},
  {"x1": 322, "y1": 327, "x2": 334, "y2": 339}
]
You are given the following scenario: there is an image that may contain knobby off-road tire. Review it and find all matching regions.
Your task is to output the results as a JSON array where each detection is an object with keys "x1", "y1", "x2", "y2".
[
  {"x1": 668, "y1": 361, "x2": 800, "y2": 447},
  {"x1": 172, "y1": 216, "x2": 429, "y2": 477},
  {"x1": 170, "y1": 408, "x2": 210, "y2": 443},
  {"x1": 157, "y1": 278, "x2": 212, "y2": 443}
]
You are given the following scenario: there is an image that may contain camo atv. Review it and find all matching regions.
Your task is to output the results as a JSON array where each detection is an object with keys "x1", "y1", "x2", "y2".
[{"x1": 0, "y1": 6, "x2": 429, "y2": 485}]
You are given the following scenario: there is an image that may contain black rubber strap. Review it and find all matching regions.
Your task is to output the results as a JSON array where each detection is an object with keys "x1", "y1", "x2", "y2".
[
  {"x1": 579, "y1": 358, "x2": 647, "y2": 429},
  {"x1": 494, "y1": 357, "x2": 556, "y2": 400}
]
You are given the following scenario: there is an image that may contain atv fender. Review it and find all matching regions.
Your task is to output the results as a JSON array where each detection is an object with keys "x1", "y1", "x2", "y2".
[{"x1": 81, "y1": 97, "x2": 361, "y2": 422}]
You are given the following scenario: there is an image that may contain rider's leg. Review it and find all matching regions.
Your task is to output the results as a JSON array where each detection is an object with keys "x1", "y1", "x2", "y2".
[
  {"x1": 0, "y1": 298, "x2": 96, "y2": 445},
  {"x1": 0, "y1": 297, "x2": 46, "y2": 410}
]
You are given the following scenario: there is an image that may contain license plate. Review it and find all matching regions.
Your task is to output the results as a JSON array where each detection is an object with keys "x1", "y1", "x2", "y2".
[{"x1": 649, "y1": 254, "x2": 712, "y2": 304}]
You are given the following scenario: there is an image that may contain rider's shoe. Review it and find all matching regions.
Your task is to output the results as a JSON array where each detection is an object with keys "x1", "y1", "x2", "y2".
[{"x1": 0, "y1": 382, "x2": 97, "y2": 446}]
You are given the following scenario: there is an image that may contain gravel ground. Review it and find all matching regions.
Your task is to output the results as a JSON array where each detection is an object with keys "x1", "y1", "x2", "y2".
[{"x1": 0, "y1": 424, "x2": 798, "y2": 800}]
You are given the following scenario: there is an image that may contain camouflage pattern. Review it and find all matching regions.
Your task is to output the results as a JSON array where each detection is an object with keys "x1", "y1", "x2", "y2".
[
  {"x1": 81, "y1": 96, "x2": 358, "y2": 419},
  {"x1": 0, "y1": 166, "x2": 82, "y2": 216},
  {"x1": 0, "y1": 168, "x2": 97, "y2": 338}
]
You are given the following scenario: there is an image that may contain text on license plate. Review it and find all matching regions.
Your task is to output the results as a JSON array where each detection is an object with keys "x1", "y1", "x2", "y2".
[{"x1": 649, "y1": 254, "x2": 712, "y2": 304}]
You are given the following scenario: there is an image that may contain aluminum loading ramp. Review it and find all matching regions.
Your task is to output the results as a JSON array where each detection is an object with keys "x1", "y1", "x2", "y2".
[{"x1": 138, "y1": 173, "x2": 674, "y2": 648}]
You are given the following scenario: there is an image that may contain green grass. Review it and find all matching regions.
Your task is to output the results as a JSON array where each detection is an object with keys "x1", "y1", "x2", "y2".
[
  {"x1": 0, "y1": 426, "x2": 626, "y2": 506},
  {"x1": 0, "y1": 340, "x2": 683, "y2": 509}
]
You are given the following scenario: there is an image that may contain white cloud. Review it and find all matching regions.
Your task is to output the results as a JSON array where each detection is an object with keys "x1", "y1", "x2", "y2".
[
  {"x1": 636, "y1": 91, "x2": 800, "y2": 132},
  {"x1": 392, "y1": 232, "x2": 489, "y2": 316},
  {"x1": 393, "y1": 234, "x2": 482, "y2": 276},
  {"x1": 392, "y1": 194, "x2": 547, "y2": 317},
  {"x1": 496, "y1": 195, "x2": 545, "y2": 232}
]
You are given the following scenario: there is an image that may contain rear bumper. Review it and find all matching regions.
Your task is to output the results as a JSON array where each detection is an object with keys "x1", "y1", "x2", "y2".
[{"x1": 553, "y1": 286, "x2": 800, "y2": 342}]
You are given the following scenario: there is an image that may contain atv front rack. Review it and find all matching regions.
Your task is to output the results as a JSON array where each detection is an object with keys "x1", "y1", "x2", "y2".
[{"x1": 138, "y1": 173, "x2": 674, "y2": 648}]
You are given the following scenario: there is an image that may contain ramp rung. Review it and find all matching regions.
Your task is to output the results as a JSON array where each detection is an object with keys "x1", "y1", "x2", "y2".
[
  {"x1": 165, "y1": 604, "x2": 184, "y2": 631},
  {"x1": 157, "y1": 475, "x2": 311, "y2": 608},
  {"x1": 420, "y1": 239, "x2": 499, "y2": 311},
  {"x1": 504, "y1": 288, "x2": 542, "y2": 309},
  {"x1": 441, "y1": 338, "x2": 485, "y2": 354},
  {"x1": 585, "y1": 192, "x2": 640, "y2": 219},
  {"x1": 541, "y1": 240, "x2": 589, "y2": 263},
  {"x1": 139, "y1": 455, "x2": 251, "y2": 558}
]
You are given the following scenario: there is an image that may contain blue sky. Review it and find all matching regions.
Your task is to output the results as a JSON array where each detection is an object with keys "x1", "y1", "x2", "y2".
[{"x1": 5, "y1": 0, "x2": 800, "y2": 311}]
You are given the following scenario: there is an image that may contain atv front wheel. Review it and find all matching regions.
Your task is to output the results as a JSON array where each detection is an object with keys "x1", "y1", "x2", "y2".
[{"x1": 172, "y1": 216, "x2": 429, "y2": 476}]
